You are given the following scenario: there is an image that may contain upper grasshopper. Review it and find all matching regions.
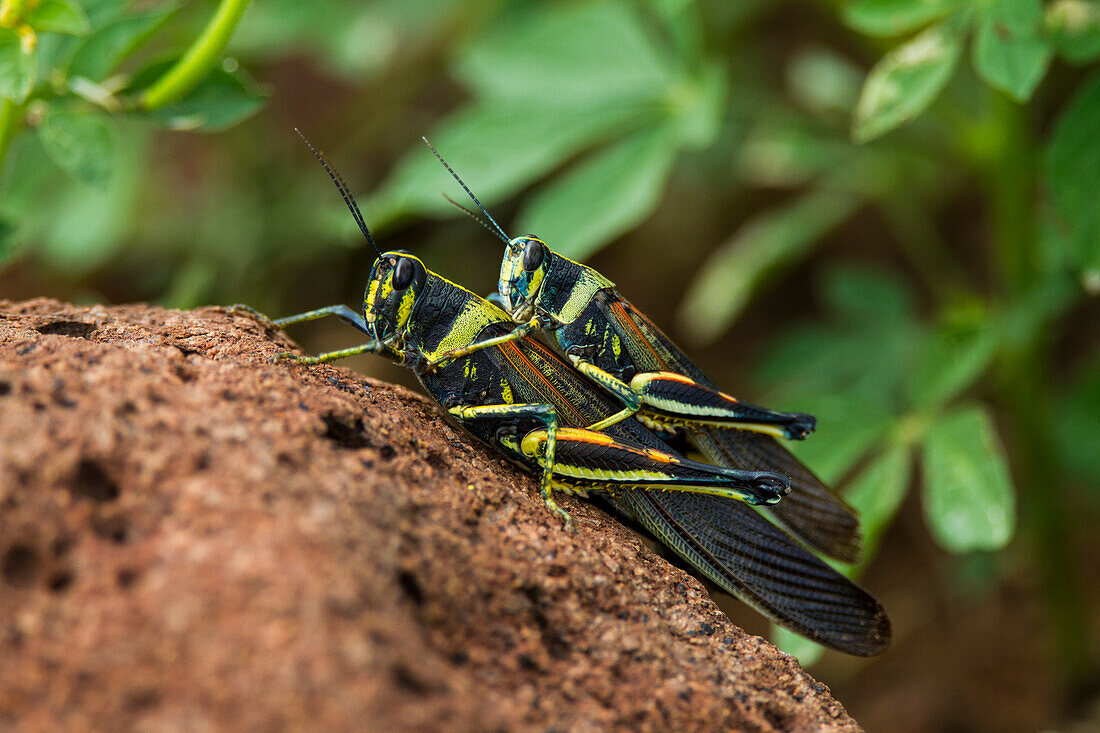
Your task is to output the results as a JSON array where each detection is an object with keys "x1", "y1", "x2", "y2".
[
  {"x1": 424, "y1": 140, "x2": 863, "y2": 564},
  {"x1": 259, "y1": 133, "x2": 891, "y2": 655}
]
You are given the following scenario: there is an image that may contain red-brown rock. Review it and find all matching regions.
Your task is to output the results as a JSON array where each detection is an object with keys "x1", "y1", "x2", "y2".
[{"x1": 0, "y1": 299, "x2": 861, "y2": 732}]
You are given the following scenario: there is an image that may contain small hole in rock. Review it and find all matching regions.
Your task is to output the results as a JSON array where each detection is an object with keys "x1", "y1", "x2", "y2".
[
  {"x1": 48, "y1": 571, "x2": 73, "y2": 593},
  {"x1": 35, "y1": 320, "x2": 97, "y2": 339},
  {"x1": 93, "y1": 514, "x2": 129, "y2": 545},
  {"x1": 0, "y1": 381, "x2": 10, "y2": 396},
  {"x1": 379, "y1": 445, "x2": 396, "y2": 460},
  {"x1": 2, "y1": 545, "x2": 39, "y2": 587},
  {"x1": 117, "y1": 568, "x2": 139, "y2": 588},
  {"x1": 321, "y1": 412, "x2": 371, "y2": 449},
  {"x1": 70, "y1": 461, "x2": 120, "y2": 503},
  {"x1": 397, "y1": 570, "x2": 424, "y2": 606}
]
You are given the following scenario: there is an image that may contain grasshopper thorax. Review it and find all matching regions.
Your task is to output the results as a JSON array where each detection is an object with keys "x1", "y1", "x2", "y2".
[
  {"x1": 364, "y1": 251, "x2": 428, "y2": 343},
  {"x1": 498, "y1": 235, "x2": 549, "y2": 322}
]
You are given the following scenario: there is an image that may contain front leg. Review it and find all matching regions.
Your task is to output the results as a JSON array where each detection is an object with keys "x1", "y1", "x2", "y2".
[
  {"x1": 273, "y1": 340, "x2": 389, "y2": 365},
  {"x1": 425, "y1": 316, "x2": 546, "y2": 371}
]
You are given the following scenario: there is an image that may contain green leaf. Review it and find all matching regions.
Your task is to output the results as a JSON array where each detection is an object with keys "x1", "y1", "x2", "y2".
[
  {"x1": 453, "y1": 1, "x2": 676, "y2": 108},
  {"x1": 37, "y1": 108, "x2": 118, "y2": 186},
  {"x1": 921, "y1": 404, "x2": 1016, "y2": 553},
  {"x1": 1044, "y1": 72, "x2": 1100, "y2": 274},
  {"x1": 0, "y1": 216, "x2": 16, "y2": 266},
  {"x1": 974, "y1": 0, "x2": 1052, "y2": 101},
  {"x1": 1046, "y1": 0, "x2": 1100, "y2": 64},
  {"x1": 845, "y1": 443, "x2": 913, "y2": 553},
  {"x1": 515, "y1": 126, "x2": 678, "y2": 261},
  {"x1": 906, "y1": 322, "x2": 999, "y2": 409},
  {"x1": 66, "y1": 4, "x2": 177, "y2": 81},
  {"x1": 677, "y1": 188, "x2": 861, "y2": 345},
  {"x1": 0, "y1": 28, "x2": 36, "y2": 103},
  {"x1": 852, "y1": 19, "x2": 965, "y2": 142},
  {"x1": 776, "y1": 392, "x2": 896, "y2": 484},
  {"x1": 369, "y1": 102, "x2": 648, "y2": 228},
  {"x1": 820, "y1": 263, "x2": 916, "y2": 327},
  {"x1": 130, "y1": 61, "x2": 266, "y2": 131},
  {"x1": 843, "y1": 0, "x2": 963, "y2": 37},
  {"x1": 25, "y1": 0, "x2": 91, "y2": 37}
]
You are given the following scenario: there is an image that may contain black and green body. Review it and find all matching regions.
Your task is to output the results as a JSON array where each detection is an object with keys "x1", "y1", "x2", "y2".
[
  {"x1": 492, "y1": 243, "x2": 863, "y2": 563},
  {"x1": 273, "y1": 251, "x2": 890, "y2": 656},
  {"x1": 421, "y1": 143, "x2": 861, "y2": 563}
]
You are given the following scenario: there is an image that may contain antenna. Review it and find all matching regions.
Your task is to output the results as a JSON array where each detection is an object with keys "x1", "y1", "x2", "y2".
[
  {"x1": 421, "y1": 136, "x2": 510, "y2": 245},
  {"x1": 294, "y1": 128, "x2": 382, "y2": 259},
  {"x1": 441, "y1": 192, "x2": 509, "y2": 242}
]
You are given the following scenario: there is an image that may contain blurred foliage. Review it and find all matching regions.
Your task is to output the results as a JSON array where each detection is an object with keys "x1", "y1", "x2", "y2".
[{"x1": 1, "y1": 0, "x2": 1098, "y2": 696}]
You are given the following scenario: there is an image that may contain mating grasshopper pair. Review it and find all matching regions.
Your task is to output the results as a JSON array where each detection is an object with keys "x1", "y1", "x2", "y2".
[{"x1": 264, "y1": 133, "x2": 891, "y2": 656}]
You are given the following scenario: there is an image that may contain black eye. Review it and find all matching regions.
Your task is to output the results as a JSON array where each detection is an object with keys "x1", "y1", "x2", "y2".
[
  {"x1": 522, "y1": 240, "x2": 544, "y2": 272},
  {"x1": 392, "y1": 258, "x2": 415, "y2": 289}
]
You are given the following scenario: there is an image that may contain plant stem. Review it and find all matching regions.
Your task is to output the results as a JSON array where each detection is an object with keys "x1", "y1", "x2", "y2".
[
  {"x1": 139, "y1": 0, "x2": 253, "y2": 111},
  {"x1": 0, "y1": 98, "x2": 21, "y2": 176}
]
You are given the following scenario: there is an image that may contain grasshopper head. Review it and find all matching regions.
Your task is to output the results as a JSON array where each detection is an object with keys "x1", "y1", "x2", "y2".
[
  {"x1": 364, "y1": 251, "x2": 428, "y2": 343},
  {"x1": 498, "y1": 235, "x2": 549, "y2": 323}
]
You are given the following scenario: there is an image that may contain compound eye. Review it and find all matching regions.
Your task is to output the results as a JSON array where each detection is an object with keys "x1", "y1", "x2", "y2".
[
  {"x1": 392, "y1": 258, "x2": 415, "y2": 289},
  {"x1": 521, "y1": 240, "x2": 544, "y2": 272}
]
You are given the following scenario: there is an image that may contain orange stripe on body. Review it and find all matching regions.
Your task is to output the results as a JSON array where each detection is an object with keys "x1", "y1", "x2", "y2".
[
  {"x1": 498, "y1": 340, "x2": 585, "y2": 426},
  {"x1": 610, "y1": 300, "x2": 665, "y2": 366}
]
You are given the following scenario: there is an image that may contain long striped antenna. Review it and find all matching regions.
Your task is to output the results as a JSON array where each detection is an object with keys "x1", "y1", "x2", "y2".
[
  {"x1": 441, "y1": 192, "x2": 504, "y2": 240},
  {"x1": 421, "y1": 136, "x2": 511, "y2": 246},
  {"x1": 294, "y1": 128, "x2": 382, "y2": 259}
]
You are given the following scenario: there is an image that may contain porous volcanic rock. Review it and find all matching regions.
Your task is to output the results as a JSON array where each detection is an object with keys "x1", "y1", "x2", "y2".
[{"x1": 0, "y1": 299, "x2": 861, "y2": 732}]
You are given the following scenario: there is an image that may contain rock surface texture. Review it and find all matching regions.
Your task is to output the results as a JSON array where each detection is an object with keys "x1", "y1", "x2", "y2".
[{"x1": 0, "y1": 299, "x2": 861, "y2": 732}]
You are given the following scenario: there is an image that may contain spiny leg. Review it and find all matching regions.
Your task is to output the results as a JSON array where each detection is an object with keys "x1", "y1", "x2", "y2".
[
  {"x1": 448, "y1": 402, "x2": 573, "y2": 531},
  {"x1": 568, "y1": 352, "x2": 815, "y2": 440},
  {"x1": 273, "y1": 304, "x2": 370, "y2": 335},
  {"x1": 517, "y1": 427, "x2": 790, "y2": 505},
  {"x1": 273, "y1": 341, "x2": 382, "y2": 365}
]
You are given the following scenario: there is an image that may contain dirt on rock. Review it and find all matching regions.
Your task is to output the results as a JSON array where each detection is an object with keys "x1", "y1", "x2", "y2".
[{"x1": 0, "y1": 298, "x2": 861, "y2": 732}]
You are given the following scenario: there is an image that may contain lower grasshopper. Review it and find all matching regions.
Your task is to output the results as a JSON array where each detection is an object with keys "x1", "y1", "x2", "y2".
[
  {"x1": 259, "y1": 134, "x2": 891, "y2": 656},
  {"x1": 422, "y1": 142, "x2": 863, "y2": 564}
]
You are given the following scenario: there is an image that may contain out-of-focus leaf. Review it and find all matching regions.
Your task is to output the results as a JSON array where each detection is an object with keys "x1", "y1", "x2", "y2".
[
  {"x1": 771, "y1": 625, "x2": 825, "y2": 666},
  {"x1": 26, "y1": 0, "x2": 91, "y2": 36},
  {"x1": 66, "y1": 3, "x2": 177, "y2": 81},
  {"x1": 777, "y1": 391, "x2": 896, "y2": 484},
  {"x1": 37, "y1": 108, "x2": 117, "y2": 186},
  {"x1": 921, "y1": 404, "x2": 1016, "y2": 553},
  {"x1": 0, "y1": 217, "x2": 16, "y2": 265},
  {"x1": 670, "y1": 61, "x2": 727, "y2": 149},
  {"x1": 677, "y1": 189, "x2": 861, "y2": 345},
  {"x1": 454, "y1": 1, "x2": 676, "y2": 108},
  {"x1": 1044, "y1": 72, "x2": 1100, "y2": 275},
  {"x1": 1046, "y1": 0, "x2": 1100, "y2": 64},
  {"x1": 0, "y1": 28, "x2": 36, "y2": 102},
  {"x1": 906, "y1": 322, "x2": 1000, "y2": 409},
  {"x1": 845, "y1": 443, "x2": 913, "y2": 553},
  {"x1": 1053, "y1": 354, "x2": 1100, "y2": 488},
  {"x1": 787, "y1": 47, "x2": 864, "y2": 116},
  {"x1": 852, "y1": 19, "x2": 965, "y2": 142},
  {"x1": 974, "y1": 0, "x2": 1052, "y2": 101},
  {"x1": 819, "y1": 263, "x2": 916, "y2": 327},
  {"x1": 130, "y1": 61, "x2": 266, "y2": 131},
  {"x1": 369, "y1": 102, "x2": 648, "y2": 227},
  {"x1": 843, "y1": 0, "x2": 962, "y2": 37},
  {"x1": 515, "y1": 126, "x2": 678, "y2": 261}
]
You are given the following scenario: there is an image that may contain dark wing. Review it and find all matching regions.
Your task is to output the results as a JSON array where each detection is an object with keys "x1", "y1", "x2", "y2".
[
  {"x1": 611, "y1": 490, "x2": 890, "y2": 656},
  {"x1": 690, "y1": 429, "x2": 862, "y2": 564},
  {"x1": 603, "y1": 294, "x2": 863, "y2": 563}
]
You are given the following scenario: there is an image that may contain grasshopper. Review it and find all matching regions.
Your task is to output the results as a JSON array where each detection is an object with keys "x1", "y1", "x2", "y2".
[
  {"x1": 260, "y1": 134, "x2": 891, "y2": 656},
  {"x1": 424, "y1": 142, "x2": 862, "y2": 564}
]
